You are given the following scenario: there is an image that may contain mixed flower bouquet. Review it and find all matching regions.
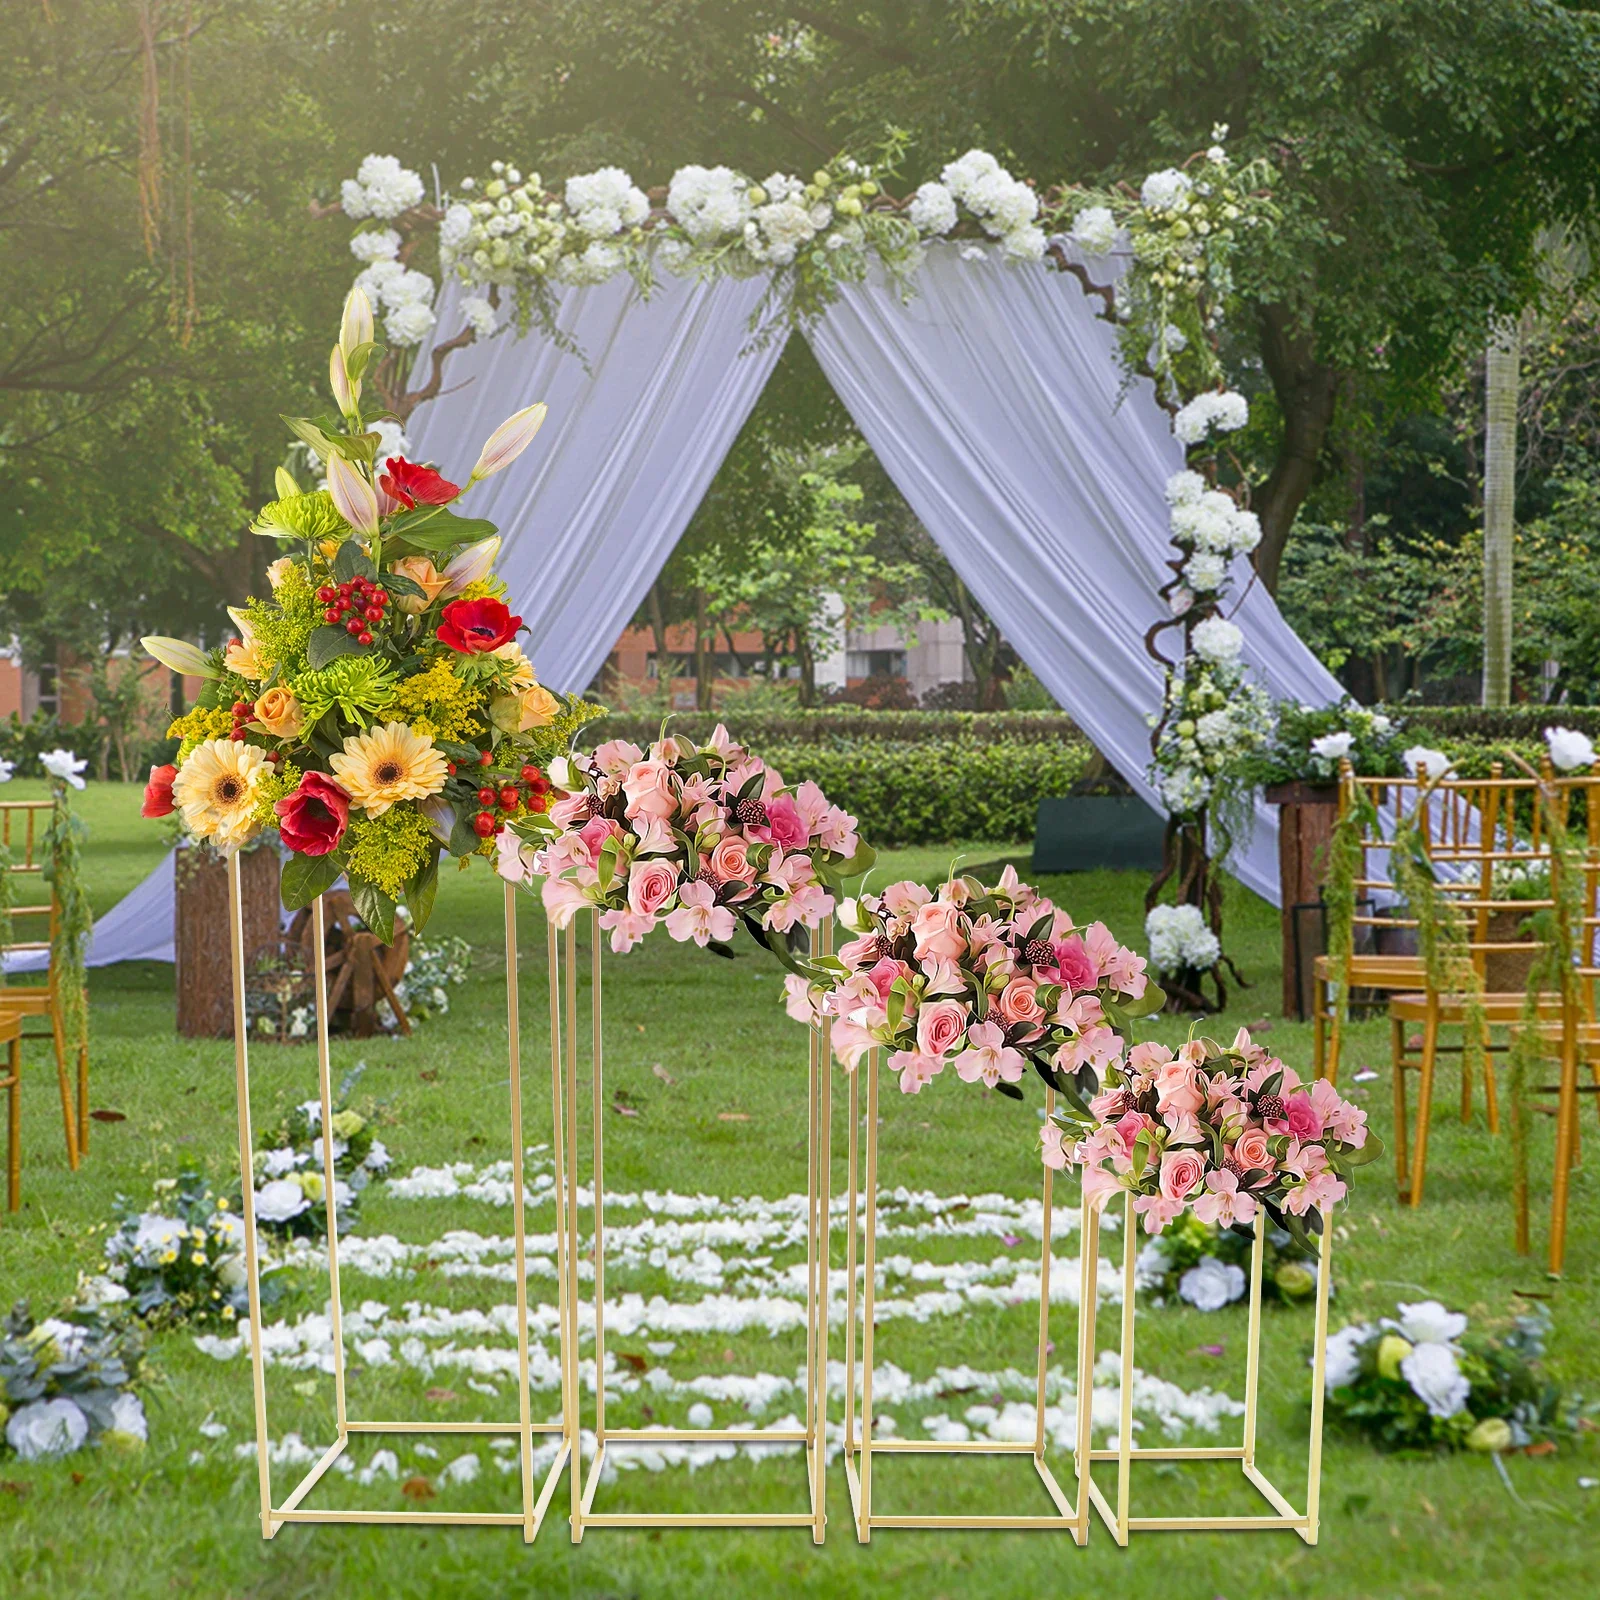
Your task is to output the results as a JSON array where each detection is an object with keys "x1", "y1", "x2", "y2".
[
  {"x1": 1135, "y1": 1208, "x2": 1320, "y2": 1311},
  {"x1": 1, "y1": 1301, "x2": 147, "y2": 1462},
  {"x1": 501, "y1": 724, "x2": 872, "y2": 967},
  {"x1": 1241, "y1": 700, "x2": 1407, "y2": 790},
  {"x1": 796, "y1": 867, "x2": 1162, "y2": 1096},
  {"x1": 141, "y1": 287, "x2": 601, "y2": 941},
  {"x1": 1046, "y1": 1027, "x2": 1378, "y2": 1248},
  {"x1": 1324, "y1": 1299, "x2": 1586, "y2": 1454},
  {"x1": 251, "y1": 1079, "x2": 390, "y2": 1239}
]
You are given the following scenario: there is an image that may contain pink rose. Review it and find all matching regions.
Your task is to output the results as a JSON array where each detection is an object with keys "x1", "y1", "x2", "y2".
[
  {"x1": 1153, "y1": 1060, "x2": 1206, "y2": 1117},
  {"x1": 837, "y1": 933, "x2": 882, "y2": 972},
  {"x1": 1052, "y1": 935, "x2": 1099, "y2": 993},
  {"x1": 627, "y1": 858, "x2": 679, "y2": 917},
  {"x1": 865, "y1": 956, "x2": 908, "y2": 1005},
  {"x1": 916, "y1": 998, "x2": 969, "y2": 1058},
  {"x1": 1158, "y1": 1148, "x2": 1205, "y2": 1203},
  {"x1": 911, "y1": 899, "x2": 969, "y2": 963},
  {"x1": 1231, "y1": 1127, "x2": 1274, "y2": 1176},
  {"x1": 1112, "y1": 1110, "x2": 1149, "y2": 1160},
  {"x1": 578, "y1": 815, "x2": 621, "y2": 860},
  {"x1": 997, "y1": 976, "x2": 1044, "y2": 1027},
  {"x1": 1282, "y1": 1092, "x2": 1323, "y2": 1142},
  {"x1": 760, "y1": 794, "x2": 810, "y2": 850},
  {"x1": 708, "y1": 833, "x2": 753, "y2": 885},
  {"x1": 622, "y1": 758, "x2": 678, "y2": 820}
]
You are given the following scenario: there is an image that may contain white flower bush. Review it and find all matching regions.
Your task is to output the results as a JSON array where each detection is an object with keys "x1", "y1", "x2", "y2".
[
  {"x1": 908, "y1": 181, "x2": 958, "y2": 235},
  {"x1": 1139, "y1": 168, "x2": 1193, "y2": 212},
  {"x1": 1310, "y1": 731, "x2": 1354, "y2": 762},
  {"x1": 1403, "y1": 745, "x2": 1452, "y2": 781},
  {"x1": 1177, "y1": 1256, "x2": 1246, "y2": 1312},
  {"x1": 1145, "y1": 902, "x2": 1222, "y2": 975},
  {"x1": 564, "y1": 167, "x2": 649, "y2": 236},
  {"x1": 1068, "y1": 204, "x2": 1118, "y2": 256},
  {"x1": 1545, "y1": 725, "x2": 1596, "y2": 773}
]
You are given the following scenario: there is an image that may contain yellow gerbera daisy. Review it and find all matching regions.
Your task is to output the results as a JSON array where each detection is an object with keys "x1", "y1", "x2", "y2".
[
  {"x1": 173, "y1": 739, "x2": 268, "y2": 853},
  {"x1": 329, "y1": 720, "x2": 449, "y2": 816}
]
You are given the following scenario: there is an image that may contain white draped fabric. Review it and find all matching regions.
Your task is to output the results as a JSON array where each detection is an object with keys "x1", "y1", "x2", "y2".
[{"x1": 57, "y1": 243, "x2": 1346, "y2": 966}]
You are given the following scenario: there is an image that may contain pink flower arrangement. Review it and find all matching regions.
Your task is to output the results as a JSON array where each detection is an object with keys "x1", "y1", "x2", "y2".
[
  {"x1": 1048, "y1": 1027, "x2": 1377, "y2": 1245},
  {"x1": 800, "y1": 866, "x2": 1159, "y2": 1098},
  {"x1": 503, "y1": 724, "x2": 871, "y2": 960}
]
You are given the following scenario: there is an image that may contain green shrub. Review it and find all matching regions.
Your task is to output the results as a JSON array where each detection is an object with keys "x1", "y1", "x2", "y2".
[{"x1": 584, "y1": 707, "x2": 1084, "y2": 750}]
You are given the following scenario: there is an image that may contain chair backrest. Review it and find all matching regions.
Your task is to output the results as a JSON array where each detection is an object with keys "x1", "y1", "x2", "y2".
[
  {"x1": 0, "y1": 799, "x2": 58, "y2": 961},
  {"x1": 1540, "y1": 763, "x2": 1600, "y2": 999},
  {"x1": 1335, "y1": 764, "x2": 1429, "y2": 948}
]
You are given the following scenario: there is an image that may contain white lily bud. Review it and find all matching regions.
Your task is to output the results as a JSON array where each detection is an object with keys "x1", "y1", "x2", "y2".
[
  {"x1": 329, "y1": 344, "x2": 358, "y2": 415},
  {"x1": 469, "y1": 402, "x2": 547, "y2": 482},
  {"x1": 326, "y1": 452, "x2": 380, "y2": 537},
  {"x1": 837, "y1": 897, "x2": 868, "y2": 933},
  {"x1": 340, "y1": 286, "x2": 374, "y2": 359},
  {"x1": 547, "y1": 755, "x2": 578, "y2": 791},
  {"x1": 141, "y1": 636, "x2": 218, "y2": 678},
  {"x1": 441, "y1": 536, "x2": 500, "y2": 595}
]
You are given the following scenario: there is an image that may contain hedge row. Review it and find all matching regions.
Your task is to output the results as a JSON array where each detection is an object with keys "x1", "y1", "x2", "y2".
[
  {"x1": 585, "y1": 708, "x2": 1085, "y2": 749},
  {"x1": 1395, "y1": 705, "x2": 1600, "y2": 741}
]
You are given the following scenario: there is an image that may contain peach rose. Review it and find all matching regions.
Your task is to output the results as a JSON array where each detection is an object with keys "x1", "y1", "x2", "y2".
[
  {"x1": 254, "y1": 686, "x2": 304, "y2": 738},
  {"x1": 1232, "y1": 1127, "x2": 1274, "y2": 1175},
  {"x1": 390, "y1": 555, "x2": 451, "y2": 613},
  {"x1": 708, "y1": 833, "x2": 753, "y2": 885},
  {"x1": 627, "y1": 858, "x2": 679, "y2": 917},
  {"x1": 1158, "y1": 1148, "x2": 1205, "y2": 1202},
  {"x1": 622, "y1": 758, "x2": 678, "y2": 820},
  {"x1": 997, "y1": 976, "x2": 1044, "y2": 1027},
  {"x1": 1153, "y1": 1059, "x2": 1206, "y2": 1117},
  {"x1": 515, "y1": 682, "x2": 560, "y2": 730},
  {"x1": 916, "y1": 998, "x2": 969, "y2": 1058},
  {"x1": 265, "y1": 555, "x2": 297, "y2": 590},
  {"x1": 911, "y1": 899, "x2": 968, "y2": 963}
]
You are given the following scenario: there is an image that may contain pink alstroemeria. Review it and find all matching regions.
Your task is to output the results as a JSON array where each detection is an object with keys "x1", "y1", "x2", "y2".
[
  {"x1": 1192, "y1": 1168, "x2": 1257, "y2": 1226},
  {"x1": 891, "y1": 1049, "x2": 945, "y2": 1094},
  {"x1": 1133, "y1": 1193, "x2": 1187, "y2": 1234},
  {"x1": 663, "y1": 880, "x2": 735, "y2": 947},
  {"x1": 600, "y1": 908, "x2": 658, "y2": 953},
  {"x1": 1080, "y1": 1161, "x2": 1124, "y2": 1208},
  {"x1": 829, "y1": 1019, "x2": 875, "y2": 1071},
  {"x1": 953, "y1": 1021, "x2": 1025, "y2": 1088},
  {"x1": 1040, "y1": 1122, "x2": 1069, "y2": 1170},
  {"x1": 784, "y1": 974, "x2": 821, "y2": 1026},
  {"x1": 541, "y1": 874, "x2": 592, "y2": 930}
]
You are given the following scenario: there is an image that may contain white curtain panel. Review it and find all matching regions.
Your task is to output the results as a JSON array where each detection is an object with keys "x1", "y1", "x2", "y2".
[
  {"x1": 1, "y1": 848, "x2": 174, "y2": 973},
  {"x1": 804, "y1": 243, "x2": 1344, "y2": 902}
]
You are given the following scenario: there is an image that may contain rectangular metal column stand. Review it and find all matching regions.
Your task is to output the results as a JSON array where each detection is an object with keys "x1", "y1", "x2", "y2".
[
  {"x1": 1079, "y1": 1189, "x2": 1333, "y2": 1543},
  {"x1": 229, "y1": 859, "x2": 571, "y2": 1538},
  {"x1": 840, "y1": 1049, "x2": 1091, "y2": 1540},
  {"x1": 560, "y1": 910, "x2": 831, "y2": 1538}
]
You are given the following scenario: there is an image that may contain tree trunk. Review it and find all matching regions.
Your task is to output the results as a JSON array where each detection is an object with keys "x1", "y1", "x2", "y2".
[
  {"x1": 796, "y1": 633, "x2": 817, "y2": 707},
  {"x1": 1252, "y1": 302, "x2": 1342, "y2": 595},
  {"x1": 646, "y1": 580, "x2": 670, "y2": 666},
  {"x1": 694, "y1": 589, "x2": 712, "y2": 712},
  {"x1": 1482, "y1": 312, "x2": 1525, "y2": 708}
]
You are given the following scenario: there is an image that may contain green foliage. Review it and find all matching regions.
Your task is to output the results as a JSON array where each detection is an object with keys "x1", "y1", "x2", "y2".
[
  {"x1": 42, "y1": 785, "x2": 91, "y2": 1061},
  {"x1": 585, "y1": 709, "x2": 1086, "y2": 749}
]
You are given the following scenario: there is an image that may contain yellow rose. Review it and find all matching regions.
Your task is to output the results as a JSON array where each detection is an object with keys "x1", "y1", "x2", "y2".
[
  {"x1": 516, "y1": 682, "x2": 560, "y2": 730},
  {"x1": 390, "y1": 555, "x2": 451, "y2": 613},
  {"x1": 254, "y1": 685, "x2": 304, "y2": 738}
]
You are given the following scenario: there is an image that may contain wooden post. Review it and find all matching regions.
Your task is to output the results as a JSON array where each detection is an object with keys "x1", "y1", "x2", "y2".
[
  {"x1": 1267, "y1": 782, "x2": 1341, "y2": 1017},
  {"x1": 175, "y1": 844, "x2": 282, "y2": 1037}
]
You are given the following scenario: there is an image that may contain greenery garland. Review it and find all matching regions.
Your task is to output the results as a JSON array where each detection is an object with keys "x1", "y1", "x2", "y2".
[
  {"x1": 1321, "y1": 780, "x2": 1378, "y2": 1034},
  {"x1": 42, "y1": 781, "x2": 91, "y2": 1059}
]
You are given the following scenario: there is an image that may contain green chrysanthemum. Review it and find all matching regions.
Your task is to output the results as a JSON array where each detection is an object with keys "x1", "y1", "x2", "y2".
[
  {"x1": 292, "y1": 656, "x2": 400, "y2": 731},
  {"x1": 251, "y1": 489, "x2": 347, "y2": 542}
]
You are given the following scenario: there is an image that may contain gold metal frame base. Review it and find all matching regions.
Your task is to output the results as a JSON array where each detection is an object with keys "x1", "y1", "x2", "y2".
[
  {"x1": 1082, "y1": 1446, "x2": 1319, "y2": 1543},
  {"x1": 263, "y1": 1424, "x2": 570, "y2": 1539}
]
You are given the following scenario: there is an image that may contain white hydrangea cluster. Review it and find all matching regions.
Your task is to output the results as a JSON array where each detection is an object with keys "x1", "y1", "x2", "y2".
[
  {"x1": 340, "y1": 154, "x2": 425, "y2": 221},
  {"x1": 940, "y1": 150, "x2": 1045, "y2": 261},
  {"x1": 352, "y1": 259, "x2": 437, "y2": 348},
  {"x1": 1139, "y1": 168, "x2": 1193, "y2": 213},
  {"x1": 1190, "y1": 615, "x2": 1243, "y2": 665},
  {"x1": 1145, "y1": 903, "x2": 1221, "y2": 975},
  {"x1": 1173, "y1": 388, "x2": 1251, "y2": 445},
  {"x1": 1164, "y1": 469, "x2": 1261, "y2": 596},
  {"x1": 665, "y1": 165, "x2": 754, "y2": 243},
  {"x1": 1150, "y1": 657, "x2": 1272, "y2": 820},
  {"x1": 564, "y1": 167, "x2": 650, "y2": 237},
  {"x1": 908, "y1": 180, "x2": 958, "y2": 235},
  {"x1": 1068, "y1": 204, "x2": 1118, "y2": 256},
  {"x1": 349, "y1": 228, "x2": 401, "y2": 264}
]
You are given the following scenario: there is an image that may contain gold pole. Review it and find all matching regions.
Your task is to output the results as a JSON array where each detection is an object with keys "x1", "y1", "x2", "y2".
[
  {"x1": 228, "y1": 850, "x2": 274, "y2": 1539},
  {"x1": 310, "y1": 896, "x2": 348, "y2": 1437},
  {"x1": 590, "y1": 912, "x2": 606, "y2": 1456},
  {"x1": 1033, "y1": 1087, "x2": 1055, "y2": 1461},
  {"x1": 1075, "y1": 1195, "x2": 1099, "y2": 1516},
  {"x1": 858, "y1": 1048, "x2": 879, "y2": 1540},
  {"x1": 546, "y1": 920, "x2": 573, "y2": 1505},
  {"x1": 1304, "y1": 1208, "x2": 1334, "y2": 1545},
  {"x1": 1116, "y1": 1188, "x2": 1136, "y2": 1545},
  {"x1": 813, "y1": 920, "x2": 832, "y2": 1545},
  {"x1": 503, "y1": 884, "x2": 536, "y2": 1540},
  {"x1": 844, "y1": 1061, "x2": 859, "y2": 1458},
  {"x1": 1241, "y1": 1204, "x2": 1266, "y2": 1467},
  {"x1": 805, "y1": 986, "x2": 818, "y2": 1482},
  {"x1": 563, "y1": 920, "x2": 583, "y2": 1540}
]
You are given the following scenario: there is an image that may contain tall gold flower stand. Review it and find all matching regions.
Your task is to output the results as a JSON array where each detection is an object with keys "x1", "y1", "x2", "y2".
[
  {"x1": 555, "y1": 911, "x2": 833, "y2": 1539},
  {"x1": 1078, "y1": 1189, "x2": 1334, "y2": 1543},
  {"x1": 227, "y1": 858, "x2": 573, "y2": 1538},
  {"x1": 840, "y1": 1050, "x2": 1091, "y2": 1540}
]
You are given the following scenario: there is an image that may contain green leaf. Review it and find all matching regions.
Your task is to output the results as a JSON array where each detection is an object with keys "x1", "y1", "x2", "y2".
[
  {"x1": 994, "y1": 1081, "x2": 1025, "y2": 1101},
  {"x1": 333, "y1": 541, "x2": 375, "y2": 583},
  {"x1": 381, "y1": 570, "x2": 427, "y2": 602},
  {"x1": 1120, "y1": 981, "x2": 1168, "y2": 1019},
  {"x1": 344, "y1": 339, "x2": 384, "y2": 384},
  {"x1": 348, "y1": 875, "x2": 396, "y2": 944},
  {"x1": 1342, "y1": 1131, "x2": 1385, "y2": 1167},
  {"x1": 384, "y1": 504, "x2": 496, "y2": 553},
  {"x1": 305, "y1": 625, "x2": 366, "y2": 670},
  {"x1": 447, "y1": 810, "x2": 481, "y2": 858},
  {"x1": 838, "y1": 842, "x2": 877, "y2": 878},
  {"x1": 280, "y1": 853, "x2": 342, "y2": 912},
  {"x1": 282, "y1": 415, "x2": 335, "y2": 462},
  {"x1": 408, "y1": 845, "x2": 442, "y2": 933}
]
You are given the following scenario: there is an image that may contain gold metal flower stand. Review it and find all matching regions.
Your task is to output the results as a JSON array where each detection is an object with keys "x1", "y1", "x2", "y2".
[
  {"x1": 840, "y1": 1050, "x2": 1091, "y2": 1540},
  {"x1": 556, "y1": 911, "x2": 832, "y2": 1540},
  {"x1": 227, "y1": 857, "x2": 573, "y2": 1538},
  {"x1": 1078, "y1": 1189, "x2": 1333, "y2": 1543}
]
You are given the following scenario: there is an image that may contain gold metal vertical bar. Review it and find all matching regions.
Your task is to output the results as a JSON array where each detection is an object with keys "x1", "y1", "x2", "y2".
[
  {"x1": 590, "y1": 912, "x2": 606, "y2": 1448},
  {"x1": 805, "y1": 1000, "x2": 818, "y2": 1469},
  {"x1": 814, "y1": 919, "x2": 832, "y2": 1545},
  {"x1": 310, "y1": 896, "x2": 348, "y2": 1435},
  {"x1": 859, "y1": 1048, "x2": 879, "y2": 1539},
  {"x1": 564, "y1": 920, "x2": 582, "y2": 1539},
  {"x1": 1034, "y1": 1086, "x2": 1055, "y2": 1459},
  {"x1": 1241, "y1": 1204, "x2": 1266, "y2": 1466},
  {"x1": 503, "y1": 884, "x2": 536, "y2": 1541},
  {"x1": 1116, "y1": 1188, "x2": 1136, "y2": 1543},
  {"x1": 546, "y1": 919, "x2": 573, "y2": 1489},
  {"x1": 228, "y1": 850, "x2": 274, "y2": 1539},
  {"x1": 844, "y1": 1059, "x2": 859, "y2": 1457},
  {"x1": 1076, "y1": 1197, "x2": 1100, "y2": 1524},
  {"x1": 1304, "y1": 1209, "x2": 1334, "y2": 1545}
]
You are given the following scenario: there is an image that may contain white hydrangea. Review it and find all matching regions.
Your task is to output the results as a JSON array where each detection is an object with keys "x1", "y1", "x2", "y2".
[
  {"x1": 349, "y1": 228, "x2": 401, "y2": 263},
  {"x1": 1190, "y1": 615, "x2": 1243, "y2": 665},
  {"x1": 555, "y1": 239, "x2": 625, "y2": 285},
  {"x1": 461, "y1": 295, "x2": 497, "y2": 341},
  {"x1": 1158, "y1": 765, "x2": 1208, "y2": 816},
  {"x1": 749, "y1": 199, "x2": 817, "y2": 264},
  {"x1": 666, "y1": 165, "x2": 752, "y2": 242},
  {"x1": 1164, "y1": 469, "x2": 1207, "y2": 508},
  {"x1": 1183, "y1": 550, "x2": 1228, "y2": 593},
  {"x1": 1069, "y1": 204, "x2": 1117, "y2": 256},
  {"x1": 1145, "y1": 902, "x2": 1221, "y2": 973},
  {"x1": 941, "y1": 150, "x2": 1039, "y2": 253},
  {"x1": 1178, "y1": 1257, "x2": 1246, "y2": 1311},
  {"x1": 1001, "y1": 225, "x2": 1046, "y2": 261},
  {"x1": 370, "y1": 419, "x2": 410, "y2": 463},
  {"x1": 1194, "y1": 708, "x2": 1237, "y2": 748},
  {"x1": 758, "y1": 172, "x2": 805, "y2": 205},
  {"x1": 341, "y1": 155, "x2": 425, "y2": 221},
  {"x1": 1140, "y1": 168, "x2": 1193, "y2": 212},
  {"x1": 565, "y1": 167, "x2": 649, "y2": 237},
  {"x1": 908, "y1": 181, "x2": 958, "y2": 235},
  {"x1": 1545, "y1": 726, "x2": 1596, "y2": 773},
  {"x1": 1173, "y1": 389, "x2": 1251, "y2": 445},
  {"x1": 438, "y1": 203, "x2": 474, "y2": 268}
]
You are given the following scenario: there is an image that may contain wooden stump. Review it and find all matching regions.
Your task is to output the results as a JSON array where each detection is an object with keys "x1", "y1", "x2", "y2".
[
  {"x1": 175, "y1": 844, "x2": 283, "y2": 1037},
  {"x1": 1267, "y1": 782, "x2": 1341, "y2": 1018}
]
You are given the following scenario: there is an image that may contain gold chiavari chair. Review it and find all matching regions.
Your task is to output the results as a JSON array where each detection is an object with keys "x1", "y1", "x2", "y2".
[
  {"x1": 1313, "y1": 763, "x2": 1427, "y2": 1085},
  {"x1": 0, "y1": 799, "x2": 86, "y2": 1169}
]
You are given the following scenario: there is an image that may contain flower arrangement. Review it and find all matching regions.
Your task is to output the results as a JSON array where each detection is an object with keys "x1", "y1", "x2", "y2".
[
  {"x1": 1144, "y1": 903, "x2": 1222, "y2": 990},
  {"x1": 1240, "y1": 700, "x2": 1407, "y2": 790},
  {"x1": 1046, "y1": 1027, "x2": 1378, "y2": 1249},
  {"x1": 0, "y1": 1301, "x2": 147, "y2": 1462},
  {"x1": 1324, "y1": 1299, "x2": 1586, "y2": 1454},
  {"x1": 1135, "y1": 1208, "x2": 1320, "y2": 1311},
  {"x1": 502, "y1": 724, "x2": 872, "y2": 967},
  {"x1": 141, "y1": 288, "x2": 603, "y2": 941},
  {"x1": 251, "y1": 1075, "x2": 389, "y2": 1239},
  {"x1": 797, "y1": 866, "x2": 1161, "y2": 1095}
]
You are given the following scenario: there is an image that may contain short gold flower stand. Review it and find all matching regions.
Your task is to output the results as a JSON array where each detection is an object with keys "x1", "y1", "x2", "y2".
[
  {"x1": 227, "y1": 858, "x2": 574, "y2": 1538},
  {"x1": 555, "y1": 911, "x2": 833, "y2": 1539},
  {"x1": 1078, "y1": 1189, "x2": 1334, "y2": 1543},
  {"x1": 840, "y1": 1050, "x2": 1092, "y2": 1540}
]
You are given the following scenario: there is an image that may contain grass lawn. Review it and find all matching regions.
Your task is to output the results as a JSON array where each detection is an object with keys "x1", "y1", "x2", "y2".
[{"x1": 1, "y1": 782, "x2": 1596, "y2": 1599}]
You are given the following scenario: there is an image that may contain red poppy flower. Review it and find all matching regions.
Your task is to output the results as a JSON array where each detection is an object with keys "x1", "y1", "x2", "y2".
[
  {"x1": 274, "y1": 771, "x2": 352, "y2": 857},
  {"x1": 378, "y1": 456, "x2": 459, "y2": 511},
  {"x1": 141, "y1": 763, "x2": 177, "y2": 818},
  {"x1": 436, "y1": 596, "x2": 522, "y2": 654}
]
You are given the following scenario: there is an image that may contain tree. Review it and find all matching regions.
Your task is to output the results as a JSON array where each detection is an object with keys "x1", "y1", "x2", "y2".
[{"x1": 1481, "y1": 313, "x2": 1525, "y2": 706}]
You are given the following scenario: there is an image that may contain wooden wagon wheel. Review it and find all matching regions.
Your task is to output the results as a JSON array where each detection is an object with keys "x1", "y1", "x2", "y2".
[{"x1": 287, "y1": 890, "x2": 414, "y2": 1038}]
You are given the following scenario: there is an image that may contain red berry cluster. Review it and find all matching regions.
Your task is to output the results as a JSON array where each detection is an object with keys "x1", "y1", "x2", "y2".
[
  {"x1": 472, "y1": 762, "x2": 554, "y2": 837},
  {"x1": 226, "y1": 698, "x2": 283, "y2": 762},
  {"x1": 318, "y1": 577, "x2": 390, "y2": 646}
]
